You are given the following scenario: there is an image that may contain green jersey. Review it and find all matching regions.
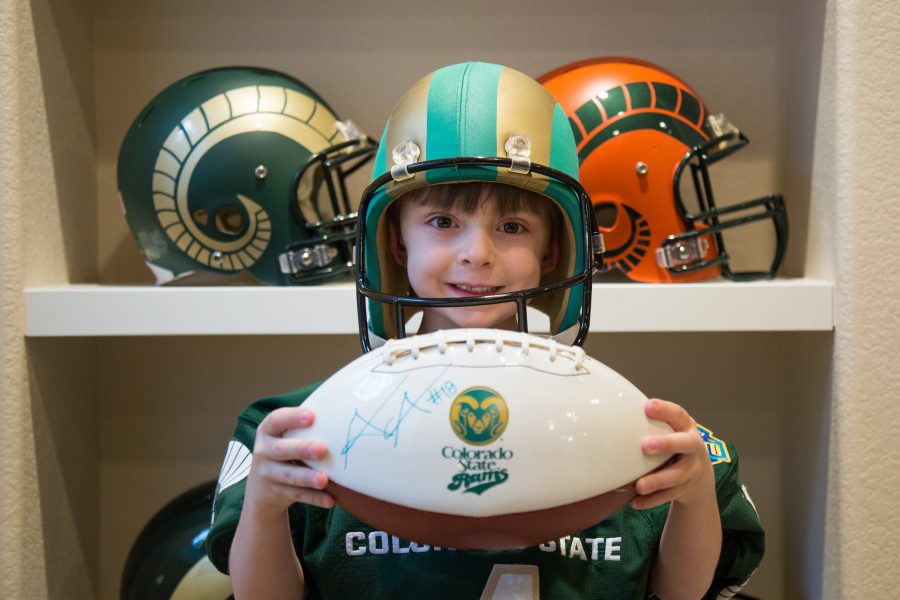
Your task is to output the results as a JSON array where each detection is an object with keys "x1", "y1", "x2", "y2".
[{"x1": 207, "y1": 383, "x2": 764, "y2": 599}]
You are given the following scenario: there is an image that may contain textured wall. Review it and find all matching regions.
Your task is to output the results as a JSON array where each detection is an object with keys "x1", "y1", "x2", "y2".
[
  {"x1": 1, "y1": 2, "x2": 49, "y2": 597},
  {"x1": 818, "y1": 0, "x2": 900, "y2": 596},
  {"x1": 1, "y1": 0, "x2": 98, "y2": 598}
]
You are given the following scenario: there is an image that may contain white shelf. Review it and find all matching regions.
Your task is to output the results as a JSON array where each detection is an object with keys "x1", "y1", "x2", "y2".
[{"x1": 23, "y1": 279, "x2": 833, "y2": 337}]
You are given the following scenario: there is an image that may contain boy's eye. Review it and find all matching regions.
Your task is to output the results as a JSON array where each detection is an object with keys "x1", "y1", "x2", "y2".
[
  {"x1": 500, "y1": 222, "x2": 524, "y2": 234},
  {"x1": 429, "y1": 216, "x2": 454, "y2": 228}
]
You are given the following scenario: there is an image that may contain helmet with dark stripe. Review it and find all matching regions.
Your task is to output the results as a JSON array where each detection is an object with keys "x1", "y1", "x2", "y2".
[{"x1": 539, "y1": 57, "x2": 787, "y2": 283}]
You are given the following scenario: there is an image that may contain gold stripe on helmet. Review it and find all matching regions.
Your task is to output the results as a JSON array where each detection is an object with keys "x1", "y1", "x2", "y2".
[{"x1": 495, "y1": 66, "x2": 553, "y2": 194}]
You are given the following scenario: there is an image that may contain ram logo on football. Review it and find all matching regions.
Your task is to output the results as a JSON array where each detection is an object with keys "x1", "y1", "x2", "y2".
[{"x1": 286, "y1": 329, "x2": 673, "y2": 549}]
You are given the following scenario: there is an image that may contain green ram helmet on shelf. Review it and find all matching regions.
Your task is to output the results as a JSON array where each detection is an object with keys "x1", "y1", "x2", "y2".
[{"x1": 118, "y1": 66, "x2": 377, "y2": 286}]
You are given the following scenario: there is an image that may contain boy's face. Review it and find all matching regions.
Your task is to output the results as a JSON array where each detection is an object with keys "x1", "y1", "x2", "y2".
[{"x1": 389, "y1": 191, "x2": 559, "y2": 333}]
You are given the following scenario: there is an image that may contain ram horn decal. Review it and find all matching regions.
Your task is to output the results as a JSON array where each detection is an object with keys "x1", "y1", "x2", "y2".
[{"x1": 150, "y1": 85, "x2": 341, "y2": 271}]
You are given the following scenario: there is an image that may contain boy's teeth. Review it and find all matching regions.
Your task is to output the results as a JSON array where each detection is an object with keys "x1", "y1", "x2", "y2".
[{"x1": 457, "y1": 284, "x2": 497, "y2": 293}]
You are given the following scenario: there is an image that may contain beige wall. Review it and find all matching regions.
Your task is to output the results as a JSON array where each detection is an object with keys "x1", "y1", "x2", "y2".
[
  {"x1": 816, "y1": 1, "x2": 900, "y2": 597},
  {"x1": 3, "y1": 0, "x2": 899, "y2": 597},
  {"x1": 2, "y1": 0, "x2": 98, "y2": 598},
  {"x1": 0, "y1": 1, "x2": 38, "y2": 596}
]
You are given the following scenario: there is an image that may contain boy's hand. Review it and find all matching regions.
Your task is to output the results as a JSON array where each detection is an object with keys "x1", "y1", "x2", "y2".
[
  {"x1": 631, "y1": 398, "x2": 715, "y2": 510},
  {"x1": 244, "y1": 406, "x2": 335, "y2": 517}
]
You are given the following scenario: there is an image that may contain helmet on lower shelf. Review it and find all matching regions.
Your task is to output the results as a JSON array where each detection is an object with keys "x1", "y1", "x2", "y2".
[{"x1": 120, "y1": 479, "x2": 233, "y2": 600}]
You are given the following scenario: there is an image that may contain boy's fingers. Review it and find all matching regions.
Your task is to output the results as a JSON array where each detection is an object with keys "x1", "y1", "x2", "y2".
[
  {"x1": 635, "y1": 459, "x2": 686, "y2": 496},
  {"x1": 645, "y1": 398, "x2": 695, "y2": 432},
  {"x1": 264, "y1": 437, "x2": 328, "y2": 462},
  {"x1": 642, "y1": 431, "x2": 701, "y2": 456},
  {"x1": 259, "y1": 406, "x2": 314, "y2": 436},
  {"x1": 263, "y1": 461, "x2": 330, "y2": 491},
  {"x1": 272, "y1": 482, "x2": 335, "y2": 509}
]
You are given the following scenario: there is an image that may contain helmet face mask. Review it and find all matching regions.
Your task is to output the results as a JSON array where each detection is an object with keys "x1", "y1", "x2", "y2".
[
  {"x1": 118, "y1": 66, "x2": 376, "y2": 286},
  {"x1": 539, "y1": 57, "x2": 788, "y2": 283},
  {"x1": 355, "y1": 62, "x2": 603, "y2": 353},
  {"x1": 281, "y1": 134, "x2": 378, "y2": 284},
  {"x1": 667, "y1": 129, "x2": 788, "y2": 280}
]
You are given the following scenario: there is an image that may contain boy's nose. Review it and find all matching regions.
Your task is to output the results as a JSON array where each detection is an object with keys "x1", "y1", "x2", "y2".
[{"x1": 458, "y1": 227, "x2": 494, "y2": 266}]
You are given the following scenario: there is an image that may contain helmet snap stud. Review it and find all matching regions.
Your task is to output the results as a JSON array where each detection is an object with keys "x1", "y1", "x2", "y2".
[
  {"x1": 636, "y1": 161, "x2": 648, "y2": 176},
  {"x1": 254, "y1": 165, "x2": 268, "y2": 180},
  {"x1": 390, "y1": 141, "x2": 421, "y2": 181},
  {"x1": 504, "y1": 133, "x2": 532, "y2": 159},
  {"x1": 392, "y1": 141, "x2": 421, "y2": 167},
  {"x1": 505, "y1": 133, "x2": 533, "y2": 174}
]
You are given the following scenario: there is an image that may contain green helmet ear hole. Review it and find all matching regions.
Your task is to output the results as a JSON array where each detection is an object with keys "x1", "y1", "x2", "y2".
[
  {"x1": 214, "y1": 205, "x2": 244, "y2": 235},
  {"x1": 191, "y1": 208, "x2": 209, "y2": 227}
]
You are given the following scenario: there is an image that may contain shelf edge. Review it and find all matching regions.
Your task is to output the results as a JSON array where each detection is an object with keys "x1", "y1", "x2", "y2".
[{"x1": 24, "y1": 279, "x2": 834, "y2": 337}]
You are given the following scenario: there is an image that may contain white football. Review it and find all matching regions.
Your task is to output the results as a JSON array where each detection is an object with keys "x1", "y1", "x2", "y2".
[{"x1": 286, "y1": 328, "x2": 673, "y2": 549}]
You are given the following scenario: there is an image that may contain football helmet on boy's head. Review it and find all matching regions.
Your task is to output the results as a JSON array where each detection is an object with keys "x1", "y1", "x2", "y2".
[
  {"x1": 356, "y1": 62, "x2": 604, "y2": 352},
  {"x1": 539, "y1": 57, "x2": 788, "y2": 283},
  {"x1": 118, "y1": 66, "x2": 376, "y2": 286}
]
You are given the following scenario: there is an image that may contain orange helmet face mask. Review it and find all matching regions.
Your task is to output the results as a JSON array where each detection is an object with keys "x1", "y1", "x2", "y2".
[{"x1": 539, "y1": 57, "x2": 788, "y2": 283}]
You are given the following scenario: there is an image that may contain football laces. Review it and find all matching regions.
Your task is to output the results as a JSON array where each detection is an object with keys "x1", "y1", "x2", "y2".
[{"x1": 381, "y1": 329, "x2": 586, "y2": 372}]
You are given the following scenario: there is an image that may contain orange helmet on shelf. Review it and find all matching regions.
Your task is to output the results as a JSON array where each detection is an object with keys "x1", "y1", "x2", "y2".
[{"x1": 538, "y1": 57, "x2": 787, "y2": 283}]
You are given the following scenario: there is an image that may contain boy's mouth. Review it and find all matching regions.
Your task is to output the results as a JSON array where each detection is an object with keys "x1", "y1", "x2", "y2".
[{"x1": 450, "y1": 283, "x2": 501, "y2": 296}]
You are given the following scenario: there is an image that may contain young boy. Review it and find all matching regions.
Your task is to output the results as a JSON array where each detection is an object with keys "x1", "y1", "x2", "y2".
[{"x1": 207, "y1": 62, "x2": 764, "y2": 599}]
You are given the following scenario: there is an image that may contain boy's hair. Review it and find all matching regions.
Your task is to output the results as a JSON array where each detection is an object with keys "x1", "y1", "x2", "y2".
[{"x1": 390, "y1": 182, "x2": 563, "y2": 243}]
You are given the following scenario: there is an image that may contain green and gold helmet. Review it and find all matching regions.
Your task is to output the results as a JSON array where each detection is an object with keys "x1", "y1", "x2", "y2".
[
  {"x1": 118, "y1": 66, "x2": 376, "y2": 285},
  {"x1": 120, "y1": 480, "x2": 232, "y2": 600},
  {"x1": 355, "y1": 62, "x2": 603, "y2": 351}
]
